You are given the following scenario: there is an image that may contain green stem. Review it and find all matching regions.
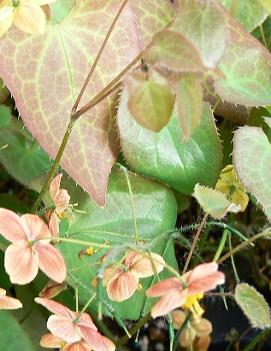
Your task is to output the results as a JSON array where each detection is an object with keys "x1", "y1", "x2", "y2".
[
  {"x1": 122, "y1": 167, "x2": 139, "y2": 245},
  {"x1": 75, "y1": 285, "x2": 79, "y2": 313},
  {"x1": 213, "y1": 229, "x2": 228, "y2": 262},
  {"x1": 58, "y1": 236, "x2": 112, "y2": 249},
  {"x1": 31, "y1": 117, "x2": 76, "y2": 212},
  {"x1": 80, "y1": 292, "x2": 97, "y2": 315},
  {"x1": 229, "y1": 232, "x2": 240, "y2": 283}
]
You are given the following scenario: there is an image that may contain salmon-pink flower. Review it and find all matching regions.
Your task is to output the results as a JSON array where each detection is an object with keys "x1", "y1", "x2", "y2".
[
  {"x1": 0, "y1": 0, "x2": 57, "y2": 37},
  {"x1": 146, "y1": 262, "x2": 225, "y2": 318},
  {"x1": 0, "y1": 287, "x2": 22, "y2": 309},
  {"x1": 0, "y1": 208, "x2": 66, "y2": 285},
  {"x1": 104, "y1": 250, "x2": 165, "y2": 302},
  {"x1": 48, "y1": 174, "x2": 70, "y2": 236},
  {"x1": 35, "y1": 298, "x2": 115, "y2": 351},
  {"x1": 40, "y1": 333, "x2": 92, "y2": 350}
]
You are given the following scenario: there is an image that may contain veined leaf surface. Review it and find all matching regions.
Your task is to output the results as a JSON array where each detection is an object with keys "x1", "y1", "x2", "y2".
[{"x1": 0, "y1": 0, "x2": 173, "y2": 205}]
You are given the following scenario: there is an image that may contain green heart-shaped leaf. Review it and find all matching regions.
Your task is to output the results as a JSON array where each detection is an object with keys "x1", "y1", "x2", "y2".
[
  {"x1": 60, "y1": 167, "x2": 177, "y2": 320},
  {"x1": 117, "y1": 88, "x2": 222, "y2": 194}
]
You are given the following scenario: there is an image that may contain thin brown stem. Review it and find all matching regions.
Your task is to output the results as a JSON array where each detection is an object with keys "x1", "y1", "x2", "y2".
[
  {"x1": 182, "y1": 213, "x2": 208, "y2": 274},
  {"x1": 71, "y1": 0, "x2": 128, "y2": 113},
  {"x1": 31, "y1": 117, "x2": 76, "y2": 212},
  {"x1": 74, "y1": 51, "x2": 143, "y2": 119},
  {"x1": 218, "y1": 230, "x2": 271, "y2": 264}
]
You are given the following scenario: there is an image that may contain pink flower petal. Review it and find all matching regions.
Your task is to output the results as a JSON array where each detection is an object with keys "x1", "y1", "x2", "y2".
[
  {"x1": 124, "y1": 251, "x2": 138, "y2": 265},
  {"x1": 188, "y1": 271, "x2": 225, "y2": 295},
  {"x1": 146, "y1": 277, "x2": 182, "y2": 297},
  {"x1": 55, "y1": 189, "x2": 70, "y2": 213},
  {"x1": 34, "y1": 242, "x2": 66, "y2": 283},
  {"x1": 48, "y1": 212, "x2": 60, "y2": 237},
  {"x1": 0, "y1": 288, "x2": 6, "y2": 296},
  {"x1": 78, "y1": 313, "x2": 97, "y2": 331},
  {"x1": 63, "y1": 341, "x2": 92, "y2": 351},
  {"x1": 186, "y1": 262, "x2": 219, "y2": 284},
  {"x1": 50, "y1": 174, "x2": 62, "y2": 200},
  {"x1": 21, "y1": 214, "x2": 51, "y2": 241},
  {"x1": 150, "y1": 290, "x2": 186, "y2": 318},
  {"x1": 35, "y1": 298, "x2": 74, "y2": 319},
  {"x1": 4, "y1": 242, "x2": 39, "y2": 284},
  {"x1": 0, "y1": 208, "x2": 27, "y2": 242},
  {"x1": 0, "y1": 295, "x2": 22, "y2": 310},
  {"x1": 79, "y1": 326, "x2": 115, "y2": 351},
  {"x1": 40, "y1": 333, "x2": 64, "y2": 348},
  {"x1": 107, "y1": 271, "x2": 139, "y2": 302},
  {"x1": 130, "y1": 252, "x2": 165, "y2": 278},
  {"x1": 47, "y1": 315, "x2": 81, "y2": 343}
]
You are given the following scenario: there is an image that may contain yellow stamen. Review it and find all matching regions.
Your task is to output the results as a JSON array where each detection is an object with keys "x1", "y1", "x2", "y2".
[{"x1": 182, "y1": 293, "x2": 204, "y2": 319}]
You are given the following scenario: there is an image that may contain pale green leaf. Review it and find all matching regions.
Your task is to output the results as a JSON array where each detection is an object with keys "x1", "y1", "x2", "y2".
[
  {"x1": 193, "y1": 184, "x2": 240, "y2": 219},
  {"x1": 214, "y1": 3, "x2": 271, "y2": 106},
  {"x1": 220, "y1": 0, "x2": 267, "y2": 32},
  {"x1": 127, "y1": 71, "x2": 174, "y2": 132},
  {"x1": 233, "y1": 126, "x2": 271, "y2": 220},
  {"x1": 50, "y1": 0, "x2": 76, "y2": 24},
  {"x1": 235, "y1": 283, "x2": 271, "y2": 329},
  {"x1": 175, "y1": 75, "x2": 203, "y2": 142},
  {"x1": 144, "y1": 29, "x2": 204, "y2": 72}
]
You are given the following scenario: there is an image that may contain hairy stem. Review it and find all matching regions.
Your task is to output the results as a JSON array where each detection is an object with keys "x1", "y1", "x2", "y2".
[{"x1": 182, "y1": 213, "x2": 208, "y2": 274}]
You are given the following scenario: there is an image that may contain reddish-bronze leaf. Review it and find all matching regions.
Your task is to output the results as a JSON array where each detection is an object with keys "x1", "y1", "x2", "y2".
[
  {"x1": 0, "y1": 0, "x2": 173, "y2": 205},
  {"x1": 170, "y1": 0, "x2": 228, "y2": 69}
]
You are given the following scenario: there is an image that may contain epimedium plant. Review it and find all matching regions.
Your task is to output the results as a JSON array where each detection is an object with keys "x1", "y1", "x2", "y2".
[{"x1": 1, "y1": 0, "x2": 271, "y2": 350}]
